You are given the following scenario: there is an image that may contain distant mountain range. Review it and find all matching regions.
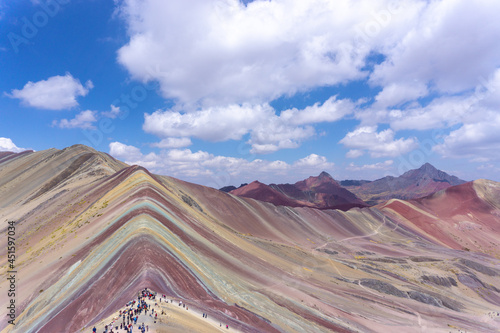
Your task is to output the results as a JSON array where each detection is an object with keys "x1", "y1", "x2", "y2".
[
  {"x1": 229, "y1": 171, "x2": 367, "y2": 210},
  {"x1": 219, "y1": 184, "x2": 247, "y2": 192},
  {"x1": 223, "y1": 163, "x2": 467, "y2": 207},
  {"x1": 344, "y1": 163, "x2": 467, "y2": 205}
]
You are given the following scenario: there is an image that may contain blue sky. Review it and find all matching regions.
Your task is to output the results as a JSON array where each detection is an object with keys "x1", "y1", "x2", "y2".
[{"x1": 1, "y1": 0, "x2": 500, "y2": 187}]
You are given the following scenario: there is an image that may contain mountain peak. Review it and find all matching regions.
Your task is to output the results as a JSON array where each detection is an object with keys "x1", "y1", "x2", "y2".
[
  {"x1": 404, "y1": 163, "x2": 466, "y2": 185},
  {"x1": 63, "y1": 144, "x2": 99, "y2": 154},
  {"x1": 347, "y1": 163, "x2": 467, "y2": 204},
  {"x1": 318, "y1": 171, "x2": 333, "y2": 179},
  {"x1": 402, "y1": 162, "x2": 442, "y2": 179},
  {"x1": 420, "y1": 162, "x2": 435, "y2": 168},
  {"x1": 295, "y1": 171, "x2": 338, "y2": 189},
  {"x1": 419, "y1": 162, "x2": 437, "y2": 172},
  {"x1": 230, "y1": 173, "x2": 365, "y2": 210}
]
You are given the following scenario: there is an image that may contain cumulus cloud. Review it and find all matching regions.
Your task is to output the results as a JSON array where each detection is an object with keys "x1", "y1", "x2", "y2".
[
  {"x1": 143, "y1": 104, "x2": 273, "y2": 141},
  {"x1": 293, "y1": 154, "x2": 334, "y2": 171},
  {"x1": 152, "y1": 138, "x2": 192, "y2": 149},
  {"x1": 0, "y1": 137, "x2": 28, "y2": 153},
  {"x1": 248, "y1": 123, "x2": 315, "y2": 154},
  {"x1": 167, "y1": 149, "x2": 211, "y2": 163},
  {"x1": 370, "y1": 0, "x2": 500, "y2": 95},
  {"x1": 357, "y1": 68, "x2": 500, "y2": 133},
  {"x1": 109, "y1": 142, "x2": 158, "y2": 169},
  {"x1": 347, "y1": 160, "x2": 393, "y2": 171},
  {"x1": 119, "y1": 0, "x2": 500, "y2": 110},
  {"x1": 356, "y1": 94, "x2": 477, "y2": 130},
  {"x1": 52, "y1": 110, "x2": 98, "y2": 130},
  {"x1": 116, "y1": 0, "x2": 418, "y2": 107},
  {"x1": 6, "y1": 73, "x2": 93, "y2": 110},
  {"x1": 279, "y1": 96, "x2": 355, "y2": 125},
  {"x1": 144, "y1": 96, "x2": 354, "y2": 154},
  {"x1": 340, "y1": 126, "x2": 418, "y2": 158},
  {"x1": 101, "y1": 105, "x2": 122, "y2": 119},
  {"x1": 353, "y1": 1, "x2": 500, "y2": 168},
  {"x1": 109, "y1": 141, "x2": 142, "y2": 160},
  {"x1": 108, "y1": 142, "x2": 334, "y2": 185},
  {"x1": 477, "y1": 163, "x2": 500, "y2": 175},
  {"x1": 387, "y1": 97, "x2": 475, "y2": 131},
  {"x1": 433, "y1": 112, "x2": 500, "y2": 162},
  {"x1": 346, "y1": 149, "x2": 364, "y2": 158},
  {"x1": 352, "y1": 67, "x2": 500, "y2": 163},
  {"x1": 373, "y1": 82, "x2": 428, "y2": 108},
  {"x1": 112, "y1": 0, "x2": 500, "y2": 171}
]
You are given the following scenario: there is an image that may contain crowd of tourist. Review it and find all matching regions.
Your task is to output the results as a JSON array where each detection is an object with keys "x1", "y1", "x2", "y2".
[{"x1": 91, "y1": 288, "x2": 231, "y2": 332}]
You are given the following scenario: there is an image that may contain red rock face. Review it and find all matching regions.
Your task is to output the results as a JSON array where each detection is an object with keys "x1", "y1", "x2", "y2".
[
  {"x1": 231, "y1": 172, "x2": 367, "y2": 210},
  {"x1": 1, "y1": 146, "x2": 500, "y2": 333},
  {"x1": 0, "y1": 151, "x2": 14, "y2": 159},
  {"x1": 0, "y1": 150, "x2": 33, "y2": 164},
  {"x1": 380, "y1": 180, "x2": 500, "y2": 252},
  {"x1": 230, "y1": 180, "x2": 314, "y2": 208}
]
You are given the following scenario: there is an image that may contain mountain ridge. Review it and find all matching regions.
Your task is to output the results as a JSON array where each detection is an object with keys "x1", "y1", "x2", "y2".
[
  {"x1": 1, "y1": 144, "x2": 499, "y2": 333},
  {"x1": 225, "y1": 163, "x2": 466, "y2": 209},
  {"x1": 230, "y1": 171, "x2": 368, "y2": 210},
  {"x1": 344, "y1": 162, "x2": 467, "y2": 205}
]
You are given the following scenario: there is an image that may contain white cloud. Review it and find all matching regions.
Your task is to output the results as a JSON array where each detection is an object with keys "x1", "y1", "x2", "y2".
[
  {"x1": 0, "y1": 138, "x2": 28, "y2": 153},
  {"x1": 279, "y1": 96, "x2": 355, "y2": 125},
  {"x1": 144, "y1": 96, "x2": 354, "y2": 154},
  {"x1": 347, "y1": 160, "x2": 393, "y2": 171},
  {"x1": 167, "y1": 149, "x2": 211, "y2": 162},
  {"x1": 477, "y1": 163, "x2": 500, "y2": 174},
  {"x1": 340, "y1": 126, "x2": 418, "y2": 158},
  {"x1": 387, "y1": 96, "x2": 475, "y2": 131},
  {"x1": 357, "y1": 68, "x2": 500, "y2": 133},
  {"x1": 109, "y1": 141, "x2": 143, "y2": 160},
  {"x1": 293, "y1": 153, "x2": 334, "y2": 170},
  {"x1": 477, "y1": 68, "x2": 500, "y2": 108},
  {"x1": 354, "y1": 68, "x2": 500, "y2": 164},
  {"x1": 152, "y1": 137, "x2": 192, "y2": 149},
  {"x1": 143, "y1": 103, "x2": 273, "y2": 141},
  {"x1": 355, "y1": 95, "x2": 475, "y2": 130},
  {"x1": 346, "y1": 149, "x2": 364, "y2": 158},
  {"x1": 248, "y1": 122, "x2": 314, "y2": 154},
  {"x1": 370, "y1": 0, "x2": 500, "y2": 95},
  {"x1": 374, "y1": 82, "x2": 428, "y2": 108},
  {"x1": 52, "y1": 110, "x2": 98, "y2": 130},
  {"x1": 433, "y1": 112, "x2": 500, "y2": 162},
  {"x1": 109, "y1": 141, "x2": 159, "y2": 169},
  {"x1": 110, "y1": 0, "x2": 500, "y2": 177},
  {"x1": 108, "y1": 142, "x2": 334, "y2": 185},
  {"x1": 116, "y1": 0, "x2": 417, "y2": 107},
  {"x1": 342, "y1": 160, "x2": 395, "y2": 180},
  {"x1": 101, "y1": 105, "x2": 122, "y2": 119},
  {"x1": 6, "y1": 73, "x2": 93, "y2": 110},
  {"x1": 351, "y1": 1, "x2": 500, "y2": 169}
]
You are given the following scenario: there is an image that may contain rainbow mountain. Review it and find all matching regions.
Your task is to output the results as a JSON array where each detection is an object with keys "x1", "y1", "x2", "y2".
[{"x1": 1, "y1": 145, "x2": 499, "y2": 332}]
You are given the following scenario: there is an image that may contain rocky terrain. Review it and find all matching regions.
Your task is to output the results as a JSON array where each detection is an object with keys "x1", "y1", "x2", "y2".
[
  {"x1": 230, "y1": 172, "x2": 367, "y2": 210},
  {"x1": 0, "y1": 145, "x2": 499, "y2": 332},
  {"x1": 344, "y1": 163, "x2": 467, "y2": 205}
]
